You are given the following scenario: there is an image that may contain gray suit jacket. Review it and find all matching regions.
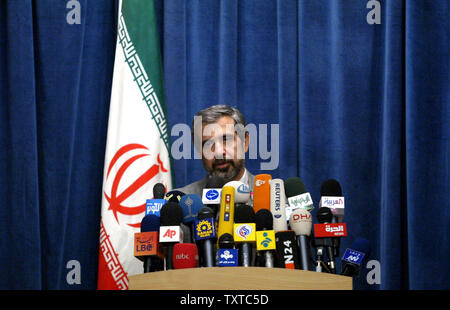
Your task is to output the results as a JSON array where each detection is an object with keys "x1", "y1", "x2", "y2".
[{"x1": 175, "y1": 170, "x2": 255, "y2": 197}]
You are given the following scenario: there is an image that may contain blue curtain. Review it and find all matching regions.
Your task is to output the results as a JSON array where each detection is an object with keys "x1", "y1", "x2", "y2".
[
  {"x1": 0, "y1": 0, "x2": 448, "y2": 290},
  {"x1": 0, "y1": 0, "x2": 117, "y2": 289}
]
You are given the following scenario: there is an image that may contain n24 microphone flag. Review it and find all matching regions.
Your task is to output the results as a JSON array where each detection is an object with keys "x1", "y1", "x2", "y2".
[{"x1": 97, "y1": 0, "x2": 172, "y2": 290}]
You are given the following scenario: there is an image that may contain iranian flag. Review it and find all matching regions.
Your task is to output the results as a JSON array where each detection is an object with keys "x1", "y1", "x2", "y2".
[{"x1": 97, "y1": 0, "x2": 172, "y2": 290}]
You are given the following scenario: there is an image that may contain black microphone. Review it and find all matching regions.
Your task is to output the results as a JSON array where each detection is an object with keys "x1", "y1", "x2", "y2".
[
  {"x1": 317, "y1": 207, "x2": 337, "y2": 273},
  {"x1": 289, "y1": 208, "x2": 313, "y2": 271},
  {"x1": 194, "y1": 206, "x2": 217, "y2": 267},
  {"x1": 255, "y1": 209, "x2": 276, "y2": 268},
  {"x1": 341, "y1": 238, "x2": 371, "y2": 277},
  {"x1": 165, "y1": 190, "x2": 186, "y2": 203},
  {"x1": 153, "y1": 182, "x2": 166, "y2": 199},
  {"x1": 320, "y1": 179, "x2": 344, "y2": 257},
  {"x1": 275, "y1": 230, "x2": 300, "y2": 269},
  {"x1": 233, "y1": 204, "x2": 256, "y2": 267},
  {"x1": 159, "y1": 201, "x2": 184, "y2": 270},
  {"x1": 135, "y1": 214, "x2": 164, "y2": 273},
  {"x1": 202, "y1": 175, "x2": 226, "y2": 217}
]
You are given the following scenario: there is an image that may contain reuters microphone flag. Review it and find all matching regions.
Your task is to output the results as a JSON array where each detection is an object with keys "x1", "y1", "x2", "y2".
[{"x1": 98, "y1": 0, "x2": 172, "y2": 290}]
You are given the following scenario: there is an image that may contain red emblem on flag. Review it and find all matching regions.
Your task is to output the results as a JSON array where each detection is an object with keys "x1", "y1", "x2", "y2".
[{"x1": 104, "y1": 143, "x2": 168, "y2": 228}]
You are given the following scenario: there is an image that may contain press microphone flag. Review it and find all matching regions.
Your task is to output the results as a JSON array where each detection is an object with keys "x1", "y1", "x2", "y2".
[
  {"x1": 217, "y1": 186, "x2": 235, "y2": 243},
  {"x1": 284, "y1": 177, "x2": 314, "y2": 221},
  {"x1": 134, "y1": 214, "x2": 164, "y2": 273},
  {"x1": 270, "y1": 179, "x2": 288, "y2": 232},
  {"x1": 233, "y1": 204, "x2": 256, "y2": 267},
  {"x1": 194, "y1": 206, "x2": 217, "y2": 267},
  {"x1": 255, "y1": 209, "x2": 276, "y2": 268},
  {"x1": 289, "y1": 208, "x2": 313, "y2": 271},
  {"x1": 341, "y1": 238, "x2": 371, "y2": 277},
  {"x1": 320, "y1": 179, "x2": 345, "y2": 221},
  {"x1": 159, "y1": 201, "x2": 184, "y2": 270},
  {"x1": 253, "y1": 174, "x2": 272, "y2": 213},
  {"x1": 202, "y1": 175, "x2": 226, "y2": 212},
  {"x1": 173, "y1": 243, "x2": 199, "y2": 269},
  {"x1": 275, "y1": 231, "x2": 300, "y2": 269},
  {"x1": 224, "y1": 180, "x2": 251, "y2": 204}
]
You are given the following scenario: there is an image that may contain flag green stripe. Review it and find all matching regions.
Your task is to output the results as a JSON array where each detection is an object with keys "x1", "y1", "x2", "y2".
[{"x1": 120, "y1": 0, "x2": 170, "y2": 150}]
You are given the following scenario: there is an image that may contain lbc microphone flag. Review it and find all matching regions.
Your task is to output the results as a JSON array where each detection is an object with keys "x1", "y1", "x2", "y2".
[{"x1": 97, "y1": 0, "x2": 172, "y2": 290}]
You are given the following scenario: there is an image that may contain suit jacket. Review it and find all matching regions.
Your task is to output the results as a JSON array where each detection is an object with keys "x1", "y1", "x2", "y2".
[{"x1": 175, "y1": 170, "x2": 255, "y2": 197}]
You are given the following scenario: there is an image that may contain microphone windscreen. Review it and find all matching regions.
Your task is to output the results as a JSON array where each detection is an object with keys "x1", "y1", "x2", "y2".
[
  {"x1": 218, "y1": 233, "x2": 234, "y2": 249},
  {"x1": 253, "y1": 174, "x2": 272, "y2": 212},
  {"x1": 270, "y1": 178, "x2": 288, "y2": 232},
  {"x1": 284, "y1": 177, "x2": 307, "y2": 198},
  {"x1": 165, "y1": 190, "x2": 185, "y2": 203},
  {"x1": 179, "y1": 194, "x2": 203, "y2": 223},
  {"x1": 317, "y1": 207, "x2": 333, "y2": 223},
  {"x1": 255, "y1": 209, "x2": 273, "y2": 231},
  {"x1": 173, "y1": 243, "x2": 199, "y2": 269},
  {"x1": 180, "y1": 223, "x2": 192, "y2": 243},
  {"x1": 234, "y1": 204, "x2": 255, "y2": 223},
  {"x1": 140, "y1": 214, "x2": 160, "y2": 232},
  {"x1": 153, "y1": 183, "x2": 166, "y2": 199},
  {"x1": 197, "y1": 206, "x2": 215, "y2": 220},
  {"x1": 289, "y1": 208, "x2": 312, "y2": 236},
  {"x1": 160, "y1": 201, "x2": 183, "y2": 226},
  {"x1": 205, "y1": 175, "x2": 226, "y2": 188},
  {"x1": 223, "y1": 180, "x2": 251, "y2": 204},
  {"x1": 320, "y1": 179, "x2": 342, "y2": 196}
]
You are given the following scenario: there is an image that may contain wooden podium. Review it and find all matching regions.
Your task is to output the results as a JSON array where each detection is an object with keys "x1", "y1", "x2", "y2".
[{"x1": 128, "y1": 267, "x2": 352, "y2": 290}]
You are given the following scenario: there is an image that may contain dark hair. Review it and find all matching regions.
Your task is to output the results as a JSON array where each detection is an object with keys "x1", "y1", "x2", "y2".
[{"x1": 192, "y1": 105, "x2": 247, "y2": 143}]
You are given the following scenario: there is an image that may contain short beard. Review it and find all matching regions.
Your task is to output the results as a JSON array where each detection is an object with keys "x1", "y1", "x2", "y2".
[{"x1": 207, "y1": 159, "x2": 245, "y2": 183}]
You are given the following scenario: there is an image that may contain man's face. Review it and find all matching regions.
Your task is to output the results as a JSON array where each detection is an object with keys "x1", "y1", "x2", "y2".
[{"x1": 197, "y1": 116, "x2": 249, "y2": 181}]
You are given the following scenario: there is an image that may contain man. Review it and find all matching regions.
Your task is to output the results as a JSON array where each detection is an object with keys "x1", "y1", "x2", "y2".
[{"x1": 176, "y1": 105, "x2": 255, "y2": 196}]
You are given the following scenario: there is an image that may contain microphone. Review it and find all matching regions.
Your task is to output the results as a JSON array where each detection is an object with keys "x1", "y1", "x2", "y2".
[
  {"x1": 284, "y1": 177, "x2": 314, "y2": 221},
  {"x1": 180, "y1": 194, "x2": 204, "y2": 242},
  {"x1": 255, "y1": 209, "x2": 276, "y2": 268},
  {"x1": 275, "y1": 230, "x2": 300, "y2": 269},
  {"x1": 217, "y1": 186, "x2": 235, "y2": 245},
  {"x1": 145, "y1": 183, "x2": 168, "y2": 217},
  {"x1": 201, "y1": 175, "x2": 226, "y2": 215},
  {"x1": 253, "y1": 174, "x2": 272, "y2": 213},
  {"x1": 233, "y1": 204, "x2": 256, "y2": 267},
  {"x1": 289, "y1": 208, "x2": 313, "y2": 271},
  {"x1": 320, "y1": 179, "x2": 345, "y2": 257},
  {"x1": 217, "y1": 233, "x2": 238, "y2": 267},
  {"x1": 153, "y1": 182, "x2": 166, "y2": 199},
  {"x1": 159, "y1": 201, "x2": 184, "y2": 270},
  {"x1": 315, "y1": 207, "x2": 338, "y2": 273},
  {"x1": 223, "y1": 180, "x2": 251, "y2": 205},
  {"x1": 165, "y1": 190, "x2": 186, "y2": 203},
  {"x1": 134, "y1": 214, "x2": 164, "y2": 273},
  {"x1": 341, "y1": 238, "x2": 371, "y2": 277},
  {"x1": 269, "y1": 178, "x2": 288, "y2": 232},
  {"x1": 194, "y1": 206, "x2": 217, "y2": 267},
  {"x1": 173, "y1": 243, "x2": 199, "y2": 269}
]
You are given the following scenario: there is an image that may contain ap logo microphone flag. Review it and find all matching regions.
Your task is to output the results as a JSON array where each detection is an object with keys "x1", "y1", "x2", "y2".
[{"x1": 97, "y1": 0, "x2": 172, "y2": 290}]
